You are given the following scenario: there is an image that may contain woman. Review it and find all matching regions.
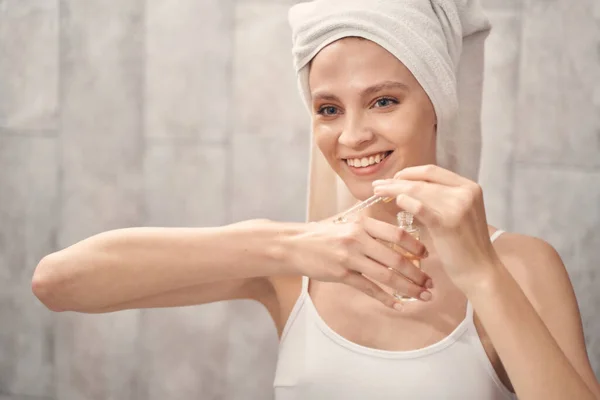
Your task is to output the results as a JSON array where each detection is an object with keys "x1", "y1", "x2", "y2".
[{"x1": 32, "y1": 0, "x2": 600, "y2": 399}]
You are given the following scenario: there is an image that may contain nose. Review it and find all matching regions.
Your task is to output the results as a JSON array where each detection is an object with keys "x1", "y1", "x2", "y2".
[{"x1": 338, "y1": 115, "x2": 375, "y2": 149}]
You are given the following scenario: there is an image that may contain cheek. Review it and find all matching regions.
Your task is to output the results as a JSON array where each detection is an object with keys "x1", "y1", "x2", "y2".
[
  {"x1": 373, "y1": 105, "x2": 435, "y2": 146},
  {"x1": 370, "y1": 114, "x2": 420, "y2": 146},
  {"x1": 312, "y1": 123, "x2": 339, "y2": 156}
]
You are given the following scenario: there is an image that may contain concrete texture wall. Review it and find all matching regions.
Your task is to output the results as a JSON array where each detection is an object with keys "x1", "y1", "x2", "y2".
[{"x1": 0, "y1": 0, "x2": 598, "y2": 399}]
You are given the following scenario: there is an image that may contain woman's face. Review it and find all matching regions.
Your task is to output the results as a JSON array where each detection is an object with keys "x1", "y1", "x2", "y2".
[{"x1": 308, "y1": 38, "x2": 437, "y2": 200}]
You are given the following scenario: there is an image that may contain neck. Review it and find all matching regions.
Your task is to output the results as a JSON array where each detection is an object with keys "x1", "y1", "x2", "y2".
[{"x1": 364, "y1": 200, "x2": 398, "y2": 225}]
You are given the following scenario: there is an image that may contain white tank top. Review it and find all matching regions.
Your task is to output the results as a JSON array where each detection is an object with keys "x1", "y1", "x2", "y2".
[{"x1": 274, "y1": 230, "x2": 517, "y2": 399}]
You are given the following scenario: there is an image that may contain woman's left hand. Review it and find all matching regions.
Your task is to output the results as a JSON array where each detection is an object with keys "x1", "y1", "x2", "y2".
[{"x1": 372, "y1": 164, "x2": 500, "y2": 294}]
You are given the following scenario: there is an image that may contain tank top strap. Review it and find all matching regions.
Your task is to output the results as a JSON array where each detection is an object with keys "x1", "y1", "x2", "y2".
[
  {"x1": 490, "y1": 229, "x2": 505, "y2": 243},
  {"x1": 301, "y1": 275, "x2": 310, "y2": 294},
  {"x1": 279, "y1": 276, "x2": 310, "y2": 344},
  {"x1": 465, "y1": 299, "x2": 474, "y2": 321}
]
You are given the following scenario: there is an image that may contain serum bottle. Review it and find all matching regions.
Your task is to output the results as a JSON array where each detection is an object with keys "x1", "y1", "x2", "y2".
[{"x1": 393, "y1": 211, "x2": 421, "y2": 302}]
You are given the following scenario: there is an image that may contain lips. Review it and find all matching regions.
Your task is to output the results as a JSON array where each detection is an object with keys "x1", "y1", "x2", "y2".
[
  {"x1": 344, "y1": 151, "x2": 392, "y2": 168},
  {"x1": 342, "y1": 150, "x2": 394, "y2": 177}
]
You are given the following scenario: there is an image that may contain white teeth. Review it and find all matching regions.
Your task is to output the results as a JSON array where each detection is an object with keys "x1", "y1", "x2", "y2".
[{"x1": 346, "y1": 152, "x2": 389, "y2": 168}]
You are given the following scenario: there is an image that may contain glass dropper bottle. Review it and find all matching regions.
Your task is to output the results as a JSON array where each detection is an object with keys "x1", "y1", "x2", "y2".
[{"x1": 392, "y1": 211, "x2": 420, "y2": 302}]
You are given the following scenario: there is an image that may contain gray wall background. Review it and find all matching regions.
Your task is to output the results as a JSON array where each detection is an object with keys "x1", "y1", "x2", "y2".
[{"x1": 0, "y1": 0, "x2": 599, "y2": 399}]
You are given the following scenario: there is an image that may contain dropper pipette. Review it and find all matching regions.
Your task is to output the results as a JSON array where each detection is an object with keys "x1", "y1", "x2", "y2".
[{"x1": 332, "y1": 195, "x2": 393, "y2": 224}]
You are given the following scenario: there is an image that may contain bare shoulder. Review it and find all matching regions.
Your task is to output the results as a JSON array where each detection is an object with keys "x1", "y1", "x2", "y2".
[
  {"x1": 491, "y1": 230, "x2": 562, "y2": 269},
  {"x1": 490, "y1": 230, "x2": 600, "y2": 395},
  {"x1": 490, "y1": 231, "x2": 571, "y2": 311}
]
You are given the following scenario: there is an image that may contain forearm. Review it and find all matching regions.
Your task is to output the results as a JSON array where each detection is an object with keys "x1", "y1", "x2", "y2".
[
  {"x1": 467, "y1": 263, "x2": 596, "y2": 400},
  {"x1": 32, "y1": 219, "x2": 301, "y2": 312}
]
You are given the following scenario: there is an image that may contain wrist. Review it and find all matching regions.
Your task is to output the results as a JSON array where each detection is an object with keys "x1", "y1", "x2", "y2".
[
  {"x1": 233, "y1": 219, "x2": 306, "y2": 276},
  {"x1": 461, "y1": 258, "x2": 508, "y2": 300}
]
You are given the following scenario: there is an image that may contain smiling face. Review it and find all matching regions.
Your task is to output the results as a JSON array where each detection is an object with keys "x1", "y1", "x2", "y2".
[{"x1": 308, "y1": 37, "x2": 438, "y2": 200}]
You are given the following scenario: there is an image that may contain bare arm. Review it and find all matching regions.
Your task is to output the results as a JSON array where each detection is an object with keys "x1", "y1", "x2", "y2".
[
  {"x1": 32, "y1": 220, "x2": 296, "y2": 313},
  {"x1": 371, "y1": 166, "x2": 600, "y2": 399},
  {"x1": 469, "y1": 235, "x2": 600, "y2": 400},
  {"x1": 86, "y1": 278, "x2": 277, "y2": 314},
  {"x1": 32, "y1": 217, "x2": 429, "y2": 314}
]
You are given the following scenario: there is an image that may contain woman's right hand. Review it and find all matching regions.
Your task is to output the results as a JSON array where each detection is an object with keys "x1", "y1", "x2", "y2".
[{"x1": 285, "y1": 217, "x2": 433, "y2": 310}]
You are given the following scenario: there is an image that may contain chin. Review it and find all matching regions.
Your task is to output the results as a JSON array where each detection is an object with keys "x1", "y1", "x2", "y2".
[{"x1": 343, "y1": 181, "x2": 375, "y2": 201}]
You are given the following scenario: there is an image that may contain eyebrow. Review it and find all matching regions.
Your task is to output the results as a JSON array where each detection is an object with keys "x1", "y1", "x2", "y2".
[{"x1": 312, "y1": 80, "x2": 409, "y2": 103}]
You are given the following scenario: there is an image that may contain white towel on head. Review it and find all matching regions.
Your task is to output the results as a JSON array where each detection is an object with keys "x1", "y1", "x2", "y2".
[{"x1": 288, "y1": 0, "x2": 491, "y2": 222}]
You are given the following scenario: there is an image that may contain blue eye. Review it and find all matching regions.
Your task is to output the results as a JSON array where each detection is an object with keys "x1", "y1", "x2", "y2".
[
  {"x1": 318, "y1": 106, "x2": 339, "y2": 116},
  {"x1": 373, "y1": 97, "x2": 398, "y2": 108}
]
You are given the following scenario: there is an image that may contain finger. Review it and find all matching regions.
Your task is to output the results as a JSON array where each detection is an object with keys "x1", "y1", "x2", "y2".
[
  {"x1": 373, "y1": 179, "x2": 443, "y2": 200},
  {"x1": 363, "y1": 217, "x2": 428, "y2": 259},
  {"x1": 392, "y1": 164, "x2": 471, "y2": 186},
  {"x1": 365, "y1": 238, "x2": 431, "y2": 287},
  {"x1": 373, "y1": 180, "x2": 448, "y2": 213},
  {"x1": 342, "y1": 271, "x2": 402, "y2": 310},
  {"x1": 352, "y1": 257, "x2": 432, "y2": 301},
  {"x1": 394, "y1": 193, "x2": 441, "y2": 228}
]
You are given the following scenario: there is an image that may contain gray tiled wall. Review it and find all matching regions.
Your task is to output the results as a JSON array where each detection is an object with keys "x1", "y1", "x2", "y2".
[
  {"x1": 1, "y1": 0, "x2": 598, "y2": 399},
  {"x1": 55, "y1": 2, "x2": 146, "y2": 399}
]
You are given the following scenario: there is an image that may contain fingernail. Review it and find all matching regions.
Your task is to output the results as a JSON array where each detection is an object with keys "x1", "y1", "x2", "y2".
[
  {"x1": 425, "y1": 279, "x2": 434, "y2": 289},
  {"x1": 372, "y1": 180, "x2": 385, "y2": 186},
  {"x1": 420, "y1": 291, "x2": 432, "y2": 301},
  {"x1": 393, "y1": 302, "x2": 403, "y2": 312}
]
